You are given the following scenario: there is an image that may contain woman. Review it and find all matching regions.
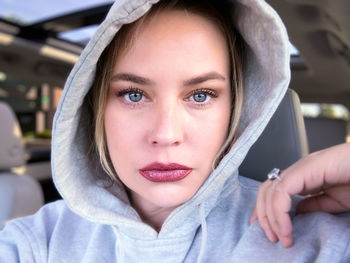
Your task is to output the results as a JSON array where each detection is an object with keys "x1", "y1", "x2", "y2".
[{"x1": 0, "y1": 0, "x2": 349, "y2": 262}]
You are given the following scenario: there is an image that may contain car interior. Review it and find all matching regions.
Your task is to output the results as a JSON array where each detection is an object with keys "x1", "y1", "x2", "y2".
[{"x1": 0, "y1": 0, "x2": 349, "y2": 227}]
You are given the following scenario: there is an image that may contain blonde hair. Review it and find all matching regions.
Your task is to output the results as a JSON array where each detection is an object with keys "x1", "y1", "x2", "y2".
[{"x1": 88, "y1": 0, "x2": 244, "y2": 180}]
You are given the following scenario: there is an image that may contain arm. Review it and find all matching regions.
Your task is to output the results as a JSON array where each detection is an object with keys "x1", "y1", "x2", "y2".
[{"x1": 250, "y1": 142, "x2": 350, "y2": 248}]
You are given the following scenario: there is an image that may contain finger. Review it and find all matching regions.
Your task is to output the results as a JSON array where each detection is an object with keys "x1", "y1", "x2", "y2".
[
  {"x1": 296, "y1": 193, "x2": 349, "y2": 214},
  {"x1": 263, "y1": 216, "x2": 278, "y2": 243},
  {"x1": 256, "y1": 181, "x2": 278, "y2": 242},
  {"x1": 280, "y1": 150, "x2": 346, "y2": 197},
  {"x1": 276, "y1": 157, "x2": 325, "y2": 197},
  {"x1": 265, "y1": 181, "x2": 279, "y2": 238},
  {"x1": 269, "y1": 180, "x2": 294, "y2": 247},
  {"x1": 274, "y1": 207, "x2": 293, "y2": 247},
  {"x1": 278, "y1": 143, "x2": 350, "y2": 198}
]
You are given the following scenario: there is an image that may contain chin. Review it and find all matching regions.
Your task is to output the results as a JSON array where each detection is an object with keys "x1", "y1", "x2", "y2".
[{"x1": 144, "y1": 185, "x2": 197, "y2": 208}]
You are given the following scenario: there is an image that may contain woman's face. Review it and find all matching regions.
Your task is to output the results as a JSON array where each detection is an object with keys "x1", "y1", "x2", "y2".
[{"x1": 104, "y1": 10, "x2": 231, "y2": 210}]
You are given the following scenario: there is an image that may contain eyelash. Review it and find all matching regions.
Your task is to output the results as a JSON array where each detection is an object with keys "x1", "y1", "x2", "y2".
[
  {"x1": 116, "y1": 87, "x2": 145, "y2": 97},
  {"x1": 186, "y1": 88, "x2": 218, "y2": 99},
  {"x1": 115, "y1": 87, "x2": 218, "y2": 106}
]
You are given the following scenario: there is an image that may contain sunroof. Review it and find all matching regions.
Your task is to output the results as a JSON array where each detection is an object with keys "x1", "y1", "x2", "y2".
[
  {"x1": 0, "y1": 0, "x2": 113, "y2": 25},
  {"x1": 58, "y1": 24, "x2": 99, "y2": 46}
]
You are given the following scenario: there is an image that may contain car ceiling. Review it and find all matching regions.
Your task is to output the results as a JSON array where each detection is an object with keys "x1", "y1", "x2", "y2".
[
  {"x1": 0, "y1": 1, "x2": 349, "y2": 108},
  {"x1": 267, "y1": 0, "x2": 350, "y2": 108},
  {"x1": 0, "y1": 3, "x2": 111, "y2": 87}
]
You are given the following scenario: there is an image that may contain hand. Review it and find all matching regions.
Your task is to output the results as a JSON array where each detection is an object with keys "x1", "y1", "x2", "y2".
[{"x1": 249, "y1": 143, "x2": 350, "y2": 248}]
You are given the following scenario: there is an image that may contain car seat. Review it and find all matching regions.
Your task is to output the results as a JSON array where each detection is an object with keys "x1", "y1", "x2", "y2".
[
  {"x1": 304, "y1": 117, "x2": 347, "y2": 153},
  {"x1": 0, "y1": 101, "x2": 44, "y2": 229},
  {"x1": 239, "y1": 89, "x2": 309, "y2": 181}
]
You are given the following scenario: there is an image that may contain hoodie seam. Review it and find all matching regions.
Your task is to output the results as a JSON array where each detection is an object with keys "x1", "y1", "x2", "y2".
[
  {"x1": 12, "y1": 221, "x2": 43, "y2": 262},
  {"x1": 116, "y1": 230, "x2": 195, "y2": 243},
  {"x1": 238, "y1": 183, "x2": 259, "y2": 190},
  {"x1": 237, "y1": 176, "x2": 260, "y2": 191}
]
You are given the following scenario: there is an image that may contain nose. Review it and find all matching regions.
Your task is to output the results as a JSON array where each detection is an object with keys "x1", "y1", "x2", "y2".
[{"x1": 148, "y1": 100, "x2": 184, "y2": 147}]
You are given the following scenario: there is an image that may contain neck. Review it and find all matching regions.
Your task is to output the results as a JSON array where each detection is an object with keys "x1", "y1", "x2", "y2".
[{"x1": 130, "y1": 191, "x2": 176, "y2": 232}]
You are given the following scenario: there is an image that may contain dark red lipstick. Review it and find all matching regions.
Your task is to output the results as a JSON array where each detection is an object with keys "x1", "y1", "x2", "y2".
[{"x1": 139, "y1": 162, "x2": 192, "y2": 182}]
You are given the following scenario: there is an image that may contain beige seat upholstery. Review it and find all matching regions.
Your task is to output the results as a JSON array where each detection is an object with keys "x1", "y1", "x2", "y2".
[{"x1": 0, "y1": 102, "x2": 44, "y2": 228}]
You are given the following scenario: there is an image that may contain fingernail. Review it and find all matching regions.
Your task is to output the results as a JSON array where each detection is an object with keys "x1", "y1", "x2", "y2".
[
  {"x1": 269, "y1": 235, "x2": 278, "y2": 243},
  {"x1": 281, "y1": 237, "x2": 293, "y2": 248}
]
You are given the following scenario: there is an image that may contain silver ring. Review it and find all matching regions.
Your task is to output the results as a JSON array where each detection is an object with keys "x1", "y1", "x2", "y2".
[{"x1": 267, "y1": 168, "x2": 282, "y2": 181}]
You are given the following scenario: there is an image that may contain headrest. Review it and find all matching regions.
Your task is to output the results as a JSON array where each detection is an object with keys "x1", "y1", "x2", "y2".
[
  {"x1": 0, "y1": 173, "x2": 44, "y2": 228},
  {"x1": 239, "y1": 89, "x2": 309, "y2": 182},
  {"x1": 0, "y1": 102, "x2": 26, "y2": 170}
]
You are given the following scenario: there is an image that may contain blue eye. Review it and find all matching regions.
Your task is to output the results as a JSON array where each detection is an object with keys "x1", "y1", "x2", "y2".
[
  {"x1": 128, "y1": 92, "x2": 143, "y2": 102},
  {"x1": 193, "y1": 93, "x2": 207, "y2": 102},
  {"x1": 116, "y1": 88, "x2": 146, "y2": 103},
  {"x1": 185, "y1": 89, "x2": 217, "y2": 105}
]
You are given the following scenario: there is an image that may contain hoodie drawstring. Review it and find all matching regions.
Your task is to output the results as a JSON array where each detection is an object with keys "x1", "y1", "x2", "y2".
[
  {"x1": 197, "y1": 204, "x2": 208, "y2": 263},
  {"x1": 113, "y1": 227, "x2": 125, "y2": 263}
]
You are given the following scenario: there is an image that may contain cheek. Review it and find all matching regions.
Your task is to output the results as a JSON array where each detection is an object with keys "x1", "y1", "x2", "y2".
[
  {"x1": 104, "y1": 104, "x2": 140, "y2": 158},
  {"x1": 188, "y1": 105, "x2": 231, "y2": 154}
]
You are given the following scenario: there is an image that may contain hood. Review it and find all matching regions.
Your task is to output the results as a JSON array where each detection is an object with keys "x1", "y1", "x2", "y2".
[{"x1": 52, "y1": 0, "x2": 290, "y2": 239}]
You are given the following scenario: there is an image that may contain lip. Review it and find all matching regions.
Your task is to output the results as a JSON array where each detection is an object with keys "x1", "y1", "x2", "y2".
[{"x1": 139, "y1": 162, "x2": 192, "y2": 182}]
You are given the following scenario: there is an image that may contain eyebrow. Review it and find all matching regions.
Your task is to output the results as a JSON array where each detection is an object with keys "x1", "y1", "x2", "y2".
[
  {"x1": 183, "y1": 72, "x2": 226, "y2": 86},
  {"x1": 111, "y1": 73, "x2": 154, "y2": 85},
  {"x1": 111, "y1": 71, "x2": 226, "y2": 86}
]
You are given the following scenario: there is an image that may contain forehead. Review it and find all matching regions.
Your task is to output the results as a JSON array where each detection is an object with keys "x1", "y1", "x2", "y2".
[{"x1": 113, "y1": 9, "x2": 230, "y2": 76}]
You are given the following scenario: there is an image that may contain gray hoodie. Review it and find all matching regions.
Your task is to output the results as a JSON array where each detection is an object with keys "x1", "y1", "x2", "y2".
[{"x1": 0, "y1": 0, "x2": 350, "y2": 262}]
